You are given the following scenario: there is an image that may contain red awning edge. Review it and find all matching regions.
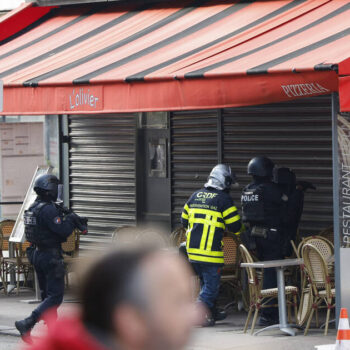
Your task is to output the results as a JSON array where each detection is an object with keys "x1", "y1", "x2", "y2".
[
  {"x1": 339, "y1": 76, "x2": 350, "y2": 112},
  {"x1": 0, "y1": 4, "x2": 57, "y2": 43},
  {"x1": 1, "y1": 71, "x2": 337, "y2": 115},
  {"x1": 339, "y1": 58, "x2": 350, "y2": 76}
]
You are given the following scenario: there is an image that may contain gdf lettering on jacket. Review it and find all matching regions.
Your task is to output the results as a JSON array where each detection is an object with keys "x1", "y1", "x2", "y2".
[
  {"x1": 196, "y1": 192, "x2": 218, "y2": 199},
  {"x1": 195, "y1": 191, "x2": 218, "y2": 204}
]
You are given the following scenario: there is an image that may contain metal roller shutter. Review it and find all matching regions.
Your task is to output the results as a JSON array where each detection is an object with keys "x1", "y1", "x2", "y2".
[
  {"x1": 223, "y1": 96, "x2": 333, "y2": 236},
  {"x1": 68, "y1": 114, "x2": 137, "y2": 249},
  {"x1": 170, "y1": 110, "x2": 219, "y2": 227}
]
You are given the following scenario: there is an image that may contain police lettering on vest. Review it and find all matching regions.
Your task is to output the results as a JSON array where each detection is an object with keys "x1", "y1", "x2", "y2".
[
  {"x1": 241, "y1": 193, "x2": 259, "y2": 202},
  {"x1": 241, "y1": 185, "x2": 265, "y2": 224}
]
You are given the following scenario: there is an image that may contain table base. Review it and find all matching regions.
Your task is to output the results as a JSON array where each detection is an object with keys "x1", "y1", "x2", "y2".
[{"x1": 254, "y1": 324, "x2": 303, "y2": 336}]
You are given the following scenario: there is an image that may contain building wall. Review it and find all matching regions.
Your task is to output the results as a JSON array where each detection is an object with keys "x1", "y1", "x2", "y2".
[
  {"x1": 66, "y1": 96, "x2": 333, "y2": 249},
  {"x1": 0, "y1": 122, "x2": 44, "y2": 219}
]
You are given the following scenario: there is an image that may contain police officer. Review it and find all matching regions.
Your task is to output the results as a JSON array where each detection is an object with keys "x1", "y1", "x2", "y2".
[
  {"x1": 181, "y1": 164, "x2": 242, "y2": 327},
  {"x1": 15, "y1": 174, "x2": 83, "y2": 343},
  {"x1": 274, "y1": 167, "x2": 316, "y2": 256},
  {"x1": 241, "y1": 157, "x2": 287, "y2": 326}
]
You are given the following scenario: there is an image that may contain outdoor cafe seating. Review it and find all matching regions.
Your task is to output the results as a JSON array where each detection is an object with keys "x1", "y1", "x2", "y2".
[
  {"x1": 171, "y1": 226, "x2": 336, "y2": 336},
  {"x1": 0, "y1": 220, "x2": 83, "y2": 295},
  {"x1": 0, "y1": 220, "x2": 336, "y2": 336}
]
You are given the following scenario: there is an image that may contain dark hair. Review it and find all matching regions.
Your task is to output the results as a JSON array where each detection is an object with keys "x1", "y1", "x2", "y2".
[{"x1": 80, "y1": 248, "x2": 154, "y2": 333}]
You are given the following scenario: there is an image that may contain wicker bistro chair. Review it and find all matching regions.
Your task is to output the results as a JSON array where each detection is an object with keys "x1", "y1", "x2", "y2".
[
  {"x1": 239, "y1": 244, "x2": 298, "y2": 334},
  {"x1": 1, "y1": 220, "x2": 33, "y2": 295},
  {"x1": 296, "y1": 236, "x2": 334, "y2": 299},
  {"x1": 220, "y1": 233, "x2": 244, "y2": 310},
  {"x1": 0, "y1": 220, "x2": 16, "y2": 294},
  {"x1": 0, "y1": 230, "x2": 6, "y2": 294},
  {"x1": 295, "y1": 236, "x2": 334, "y2": 328},
  {"x1": 170, "y1": 227, "x2": 187, "y2": 247},
  {"x1": 62, "y1": 229, "x2": 80, "y2": 288},
  {"x1": 302, "y1": 243, "x2": 336, "y2": 336},
  {"x1": 11, "y1": 241, "x2": 33, "y2": 294},
  {"x1": 297, "y1": 236, "x2": 334, "y2": 261}
]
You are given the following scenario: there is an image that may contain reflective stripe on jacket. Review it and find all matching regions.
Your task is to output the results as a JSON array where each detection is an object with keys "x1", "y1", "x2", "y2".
[{"x1": 181, "y1": 187, "x2": 241, "y2": 265}]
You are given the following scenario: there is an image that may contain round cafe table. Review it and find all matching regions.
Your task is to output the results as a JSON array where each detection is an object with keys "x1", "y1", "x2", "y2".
[{"x1": 241, "y1": 258, "x2": 303, "y2": 336}]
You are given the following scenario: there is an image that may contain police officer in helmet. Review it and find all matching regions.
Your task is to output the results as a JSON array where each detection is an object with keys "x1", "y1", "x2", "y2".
[
  {"x1": 15, "y1": 174, "x2": 85, "y2": 343},
  {"x1": 241, "y1": 157, "x2": 287, "y2": 326},
  {"x1": 274, "y1": 167, "x2": 316, "y2": 256},
  {"x1": 181, "y1": 164, "x2": 242, "y2": 327}
]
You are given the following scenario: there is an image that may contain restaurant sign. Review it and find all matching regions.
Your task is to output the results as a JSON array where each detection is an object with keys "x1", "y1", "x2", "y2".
[{"x1": 337, "y1": 112, "x2": 350, "y2": 247}]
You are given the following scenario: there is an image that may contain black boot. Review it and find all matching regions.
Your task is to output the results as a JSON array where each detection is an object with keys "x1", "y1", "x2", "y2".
[
  {"x1": 15, "y1": 316, "x2": 36, "y2": 344},
  {"x1": 211, "y1": 306, "x2": 227, "y2": 321},
  {"x1": 202, "y1": 313, "x2": 215, "y2": 327},
  {"x1": 212, "y1": 307, "x2": 227, "y2": 321}
]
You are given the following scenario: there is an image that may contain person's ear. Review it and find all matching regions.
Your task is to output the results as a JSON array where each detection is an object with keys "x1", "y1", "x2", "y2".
[{"x1": 112, "y1": 305, "x2": 148, "y2": 348}]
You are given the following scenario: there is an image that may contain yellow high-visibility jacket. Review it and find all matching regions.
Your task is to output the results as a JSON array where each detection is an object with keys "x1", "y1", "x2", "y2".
[{"x1": 181, "y1": 187, "x2": 241, "y2": 265}]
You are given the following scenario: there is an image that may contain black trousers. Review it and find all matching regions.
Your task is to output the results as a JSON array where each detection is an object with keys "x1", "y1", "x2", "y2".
[
  {"x1": 256, "y1": 231, "x2": 283, "y2": 321},
  {"x1": 30, "y1": 250, "x2": 65, "y2": 322}
]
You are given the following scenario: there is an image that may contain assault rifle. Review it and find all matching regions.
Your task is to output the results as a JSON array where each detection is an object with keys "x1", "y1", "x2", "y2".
[{"x1": 55, "y1": 203, "x2": 88, "y2": 235}]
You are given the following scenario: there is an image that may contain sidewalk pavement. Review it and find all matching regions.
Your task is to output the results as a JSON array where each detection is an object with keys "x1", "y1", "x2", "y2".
[
  {"x1": 0, "y1": 289, "x2": 79, "y2": 350},
  {"x1": 187, "y1": 314, "x2": 336, "y2": 350},
  {"x1": 0, "y1": 289, "x2": 337, "y2": 350}
]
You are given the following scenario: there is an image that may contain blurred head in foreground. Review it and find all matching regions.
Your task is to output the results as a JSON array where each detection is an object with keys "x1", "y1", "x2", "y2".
[{"x1": 28, "y1": 228, "x2": 203, "y2": 350}]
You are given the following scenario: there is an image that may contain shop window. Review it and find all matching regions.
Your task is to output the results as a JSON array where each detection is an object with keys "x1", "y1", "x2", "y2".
[
  {"x1": 148, "y1": 138, "x2": 167, "y2": 178},
  {"x1": 139, "y1": 112, "x2": 168, "y2": 129}
]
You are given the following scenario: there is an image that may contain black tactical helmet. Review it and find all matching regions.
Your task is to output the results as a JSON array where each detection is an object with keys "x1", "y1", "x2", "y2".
[
  {"x1": 247, "y1": 157, "x2": 275, "y2": 178},
  {"x1": 34, "y1": 174, "x2": 59, "y2": 200}
]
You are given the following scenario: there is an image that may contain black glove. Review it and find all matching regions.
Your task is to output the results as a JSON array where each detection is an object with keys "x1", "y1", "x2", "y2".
[
  {"x1": 66, "y1": 213, "x2": 88, "y2": 234},
  {"x1": 296, "y1": 180, "x2": 316, "y2": 192},
  {"x1": 76, "y1": 216, "x2": 88, "y2": 234},
  {"x1": 59, "y1": 206, "x2": 71, "y2": 215}
]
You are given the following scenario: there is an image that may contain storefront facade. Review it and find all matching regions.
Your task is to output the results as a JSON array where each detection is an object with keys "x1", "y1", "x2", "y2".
[
  {"x1": 58, "y1": 96, "x2": 333, "y2": 248},
  {"x1": 1, "y1": 0, "x2": 349, "y2": 318}
]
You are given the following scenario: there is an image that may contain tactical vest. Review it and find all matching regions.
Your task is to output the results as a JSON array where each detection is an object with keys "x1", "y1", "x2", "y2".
[
  {"x1": 24, "y1": 202, "x2": 51, "y2": 244},
  {"x1": 241, "y1": 185, "x2": 265, "y2": 224}
]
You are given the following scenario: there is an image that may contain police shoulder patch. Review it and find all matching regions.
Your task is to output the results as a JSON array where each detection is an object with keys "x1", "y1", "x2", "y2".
[{"x1": 53, "y1": 216, "x2": 62, "y2": 224}]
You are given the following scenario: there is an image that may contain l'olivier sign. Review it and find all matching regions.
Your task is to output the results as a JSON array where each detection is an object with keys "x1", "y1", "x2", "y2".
[{"x1": 68, "y1": 87, "x2": 103, "y2": 110}]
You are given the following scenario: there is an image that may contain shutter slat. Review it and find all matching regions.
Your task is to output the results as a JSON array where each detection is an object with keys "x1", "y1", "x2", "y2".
[
  {"x1": 68, "y1": 114, "x2": 136, "y2": 250},
  {"x1": 170, "y1": 111, "x2": 218, "y2": 226},
  {"x1": 223, "y1": 96, "x2": 333, "y2": 237}
]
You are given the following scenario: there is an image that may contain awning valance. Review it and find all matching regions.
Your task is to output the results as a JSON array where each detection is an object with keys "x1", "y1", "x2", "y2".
[{"x1": 1, "y1": 0, "x2": 350, "y2": 114}]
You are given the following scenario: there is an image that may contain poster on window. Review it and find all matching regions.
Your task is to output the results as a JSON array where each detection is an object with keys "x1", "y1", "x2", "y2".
[{"x1": 148, "y1": 138, "x2": 167, "y2": 178}]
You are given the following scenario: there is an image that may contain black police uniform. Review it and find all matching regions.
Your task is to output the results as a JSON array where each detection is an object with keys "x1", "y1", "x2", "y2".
[
  {"x1": 25, "y1": 197, "x2": 75, "y2": 322},
  {"x1": 241, "y1": 178, "x2": 287, "y2": 322},
  {"x1": 274, "y1": 168, "x2": 304, "y2": 256},
  {"x1": 287, "y1": 189, "x2": 304, "y2": 239}
]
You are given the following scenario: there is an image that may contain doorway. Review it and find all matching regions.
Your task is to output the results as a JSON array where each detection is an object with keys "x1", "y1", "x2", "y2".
[{"x1": 137, "y1": 112, "x2": 171, "y2": 230}]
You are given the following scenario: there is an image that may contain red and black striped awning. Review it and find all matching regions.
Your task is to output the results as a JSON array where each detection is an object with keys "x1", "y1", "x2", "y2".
[{"x1": 1, "y1": 0, "x2": 350, "y2": 114}]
